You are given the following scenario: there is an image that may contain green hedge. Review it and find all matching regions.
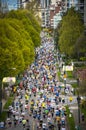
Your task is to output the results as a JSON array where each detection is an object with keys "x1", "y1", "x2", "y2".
[
  {"x1": 57, "y1": 71, "x2": 61, "y2": 80},
  {"x1": 4, "y1": 97, "x2": 14, "y2": 109},
  {"x1": 0, "y1": 96, "x2": 14, "y2": 121},
  {"x1": 66, "y1": 71, "x2": 73, "y2": 79},
  {"x1": 0, "y1": 111, "x2": 7, "y2": 121},
  {"x1": 81, "y1": 103, "x2": 86, "y2": 121},
  {"x1": 66, "y1": 106, "x2": 76, "y2": 130}
]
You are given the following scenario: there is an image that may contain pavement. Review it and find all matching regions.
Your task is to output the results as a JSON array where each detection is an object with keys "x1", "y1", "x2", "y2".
[
  {"x1": 57, "y1": 55, "x2": 86, "y2": 130},
  {"x1": 1, "y1": 37, "x2": 86, "y2": 130},
  {"x1": 69, "y1": 103, "x2": 86, "y2": 130},
  {"x1": 0, "y1": 39, "x2": 69, "y2": 130}
]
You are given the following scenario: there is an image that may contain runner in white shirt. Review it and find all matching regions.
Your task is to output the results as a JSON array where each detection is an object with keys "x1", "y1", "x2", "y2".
[{"x1": 61, "y1": 126, "x2": 66, "y2": 130}]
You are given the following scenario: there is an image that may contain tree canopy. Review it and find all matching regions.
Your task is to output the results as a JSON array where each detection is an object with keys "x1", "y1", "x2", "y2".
[
  {"x1": 6, "y1": 10, "x2": 41, "y2": 47},
  {"x1": 0, "y1": 9, "x2": 41, "y2": 80},
  {"x1": 58, "y1": 8, "x2": 84, "y2": 58},
  {"x1": 74, "y1": 33, "x2": 86, "y2": 60}
]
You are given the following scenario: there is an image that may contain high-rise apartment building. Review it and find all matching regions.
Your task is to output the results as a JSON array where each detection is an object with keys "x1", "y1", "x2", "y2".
[
  {"x1": 61, "y1": 0, "x2": 78, "y2": 11},
  {"x1": 41, "y1": 0, "x2": 51, "y2": 8},
  {"x1": 61, "y1": 0, "x2": 86, "y2": 26},
  {"x1": 78, "y1": 0, "x2": 86, "y2": 26},
  {"x1": 84, "y1": 0, "x2": 86, "y2": 26},
  {"x1": 0, "y1": 0, "x2": 28, "y2": 12},
  {"x1": 41, "y1": 0, "x2": 51, "y2": 27},
  {"x1": 0, "y1": 0, "x2": 9, "y2": 13}
]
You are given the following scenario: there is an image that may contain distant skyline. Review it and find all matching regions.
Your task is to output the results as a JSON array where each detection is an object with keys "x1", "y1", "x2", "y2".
[
  {"x1": 7, "y1": 0, "x2": 18, "y2": 10},
  {"x1": 7, "y1": 0, "x2": 28, "y2": 10}
]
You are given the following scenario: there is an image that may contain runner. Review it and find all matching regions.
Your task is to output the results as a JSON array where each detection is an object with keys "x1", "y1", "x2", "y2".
[{"x1": 3, "y1": 36, "x2": 70, "y2": 130}]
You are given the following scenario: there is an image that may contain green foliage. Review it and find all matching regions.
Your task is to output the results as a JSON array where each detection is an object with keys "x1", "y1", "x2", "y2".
[
  {"x1": 58, "y1": 8, "x2": 84, "y2": 58},
  {"x1": 66, "y1": 106, "x2": 76, "y2": 130},
  {"x1": 67, "y1": 71, "x2": 73, "y2": 79},
  {"x1": 0, "y1": 111, "x2": 7, "y2": 121},
  {"x1": 72, "y1": 83, "x2": 77, "y2": 88},
  {"x1": 74, "y1": 33, "x2": 86, "y2": 59},
  {"x1": 0, "y1": 19, "x2": 26, "y2": 78},
  {"x1": 79, "y1": 80, "x2": 86, "y2": 96},
  {"x1": 0, "y1": 96, "x2": 14, "y2": 121},
  {"x1": 0, "y1": 9, "x2": 41, "y2": 79},
  {"x1": 4, "y1": 97, "x2": 14, "y2": 109},
  {"x1": 26, "y1": 10, "x2": 41, "y2": 33},
  {"x1": 0, "y1": 41, "x2": 25, "y2": 78},
  {"x1": 6, "y1": 10, "x2": 41, "y2": 47},
  {"x1": 23, "y1": 20, "x2": 41, "y2": 47},
  {"x1": 26, "y1": 0, "x2": 41, "y2": 23}
]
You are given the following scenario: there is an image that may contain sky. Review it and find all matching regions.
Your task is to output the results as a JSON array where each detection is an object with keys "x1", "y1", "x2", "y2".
[
  {"x1": 6, "y1": 0, "x2": 27, "y2": 10},
  {"x1": 7, "y1": 0, "x2": 18, "y2": 10}
]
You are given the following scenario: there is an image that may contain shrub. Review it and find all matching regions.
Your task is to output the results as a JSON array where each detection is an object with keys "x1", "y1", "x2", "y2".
[
  {"x1": 66, "y1": 106, "x2": 76, "y2": 130},
  {"x1": 4, "y1": 97, "x2": 14, "y2": 109},
  {"x1": 0, "y1": 111, "x2": 7, "y2": 121},
  {"x1": 0, "y1": 96, "x2": 14, "y2": 121}
]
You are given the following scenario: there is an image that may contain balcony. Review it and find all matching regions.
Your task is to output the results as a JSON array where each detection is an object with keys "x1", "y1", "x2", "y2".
[{"x1": 50, "y1": 7, "x2": 55, "y2": 11}]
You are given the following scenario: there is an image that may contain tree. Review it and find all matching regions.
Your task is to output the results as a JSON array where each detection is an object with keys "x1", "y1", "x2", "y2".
[
  {"x1": 79, "y1": 80, "x2": 86, "y2": 96},
  {"x1": 25, "y1": 10, "x2": 41, "y2": 33},
  {"x1": 58, "y1": 8, "x2": 84, "y2": 58},
  {"x1": 26, "y1": 0, "x2": 40, "y2": 15},
  {"x1": 0, "y1": 18, "x2": 35, "y2": 79},
  {"x1": 26, "y1": 0, "x2": 42, "y2": 23},
  {"x1": 74, "y1": 33, "x2": 86, "y2": 60},
  {"x1": 0, "y1": 9, "x2": 41, "y2": 84},
  {"x1": 7, "y1": 18, "x2": 35, "y2": 64},
  {"x1": 6, "y1": 10, "x2": 41, "y2": 47},
  {"x1": 0, "y1": 38, "x2": 25, "y2": 79}
]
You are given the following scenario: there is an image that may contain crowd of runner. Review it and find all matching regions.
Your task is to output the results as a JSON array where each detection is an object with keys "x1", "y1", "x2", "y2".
[{"x1": 0, "y1": 37, "x2": 70, "y2": 130}]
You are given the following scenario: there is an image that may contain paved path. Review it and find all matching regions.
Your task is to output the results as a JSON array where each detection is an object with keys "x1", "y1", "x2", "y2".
[
  {"x1": 1, "y1": 36, "x2": 84, "y2": 130},
  {"x1": 69, "y1": 103, "x2": 86, "y2": 130},
  {"x1": 0, "y1": 38, "x2": 69, "y2": 130}
]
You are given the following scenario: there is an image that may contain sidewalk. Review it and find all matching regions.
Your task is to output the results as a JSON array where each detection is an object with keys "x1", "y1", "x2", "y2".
[
  {"x1": 69, "y1": 103, "x2": 86, "y2": 130},
  {"x1": 57, "y1": 56, "x2": 86, "y2": 130}
]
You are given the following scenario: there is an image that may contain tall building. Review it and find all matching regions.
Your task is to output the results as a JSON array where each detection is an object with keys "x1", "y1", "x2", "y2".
[
  {"x1": 40, "y1": 0, "x2": 64, "y2": 28},
  {"x1": 41, "y1": 0, "x2": 51, "y2": 28},
  {"x1": 0, "y1": 0, "x2": 19, "y2": 12},
  {"x1": 61, "y1": 0, "x2": 78, "y2": 11},
  {"x1": 84, "y1": 0, "x2": 86, "y2": 26},
  {"x1": 0, "y1": 0, "x2": 28, "y2": 12},
  {"x1": 0, "y1": 0, "x2": 9, "y2": 13},
  {"x1": 50, "y1": 1, "x2": 62, "y2": 29},
  {"x1": 41, "y1": 0, "x2": 51, "y2": 8},
  {"x1": 61, "y1": 0, "x2": 86, "y2": 26},
  {"x1": 78, "y1": 0, "x2": 86, "y2": 26}
]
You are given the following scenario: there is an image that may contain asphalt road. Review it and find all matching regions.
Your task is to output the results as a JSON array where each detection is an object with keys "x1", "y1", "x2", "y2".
[{"x1": 0, "y1": 39, "x2": 78, "y2": 130}]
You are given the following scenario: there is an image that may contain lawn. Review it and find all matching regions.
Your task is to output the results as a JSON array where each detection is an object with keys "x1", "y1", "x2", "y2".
[
  {"x1": 66, "y1": 106, "x2": 76, "y2": 130},
  {"x1": 0, "y1": 95, "x2": 14, "y2": 121},
  {"x1": 66, "y1": 71, "x2": 74, "y2": 79}
]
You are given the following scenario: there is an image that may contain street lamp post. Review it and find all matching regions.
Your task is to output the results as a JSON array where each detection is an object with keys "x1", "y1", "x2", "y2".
[
  {"x1": 63, "y1": 64, "x2": 66, "y2": 89},
  {"x1": 77, "y1": 78, "x2": 81, "y2": 130},
  {"x1": 0, "y1": 79, "x2": 3, "y2": 114},
  {"x1": 0, "y1": 82, "x2": 2, "y2": 114},
  {"x1": 77, "y1": 94, "x2": 81, "y2": 130}
]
